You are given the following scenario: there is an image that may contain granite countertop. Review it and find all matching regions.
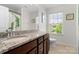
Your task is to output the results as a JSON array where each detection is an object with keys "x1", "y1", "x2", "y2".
[{"x1": 0, "y1": 31, "x2": 47, "y2": 54}]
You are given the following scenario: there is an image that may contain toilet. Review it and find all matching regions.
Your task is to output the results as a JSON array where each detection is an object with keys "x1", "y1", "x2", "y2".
[{"x1": 50, "y1": 38, "x2": 56, "y2": 47}]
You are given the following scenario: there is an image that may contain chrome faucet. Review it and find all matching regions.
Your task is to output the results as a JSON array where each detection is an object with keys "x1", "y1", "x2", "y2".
[{"x1": 6, "y1": 29, "x2": 13, "y2": 38}]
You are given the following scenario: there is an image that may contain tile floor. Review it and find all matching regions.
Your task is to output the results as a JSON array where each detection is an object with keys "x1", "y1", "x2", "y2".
[{"x1": 49, "y1": 42, "x2": 76, "y2": 54}]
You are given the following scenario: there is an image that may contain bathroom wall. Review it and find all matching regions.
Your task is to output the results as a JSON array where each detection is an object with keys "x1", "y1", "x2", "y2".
[
  {"x1": 30, "y1": 11, "x2": 38, "y2": 30},
  {"x1": 47, "y1": 4, "x2": 77, "y2": 47},
  {"x1": 0, "y1": 6, "x2": 9, "y2": 32},
  {"x1": 21, "y1": 7, "x2": 37, "y2": 30},
  {"x1": 36, "y1": 6, "x2": 47, "y2": 32},
  {"x1": 21, "y1": 5, "x2": 47, "y2": 32}
]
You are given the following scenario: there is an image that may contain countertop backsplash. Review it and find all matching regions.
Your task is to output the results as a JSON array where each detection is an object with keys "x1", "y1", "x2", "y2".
[
  {"x1": 0, "y1": 32, "x2": 8, "y2": 38},
  {"x1": 0, "y1": 30, "x2": 38, "y2": 39}
]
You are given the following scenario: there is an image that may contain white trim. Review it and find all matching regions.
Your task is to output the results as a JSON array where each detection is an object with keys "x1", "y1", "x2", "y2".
[
  {"x1": 75, "y1": 4, "x2": 78, "y2": 53},
  {"x1": 48, "y1": 12, "x2": 64, "y2": 35}
]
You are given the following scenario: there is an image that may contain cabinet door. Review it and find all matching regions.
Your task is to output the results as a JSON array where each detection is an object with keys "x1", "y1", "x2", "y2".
[
  {"x1": 38, "y1": 43, "x2": 43, "y2": 54},
  {"x1": 44, "y1": 40, "x2": 47, "y2": 54},
  {"x1": 44, "y1": 34, "x2": 50, "y2": 54},
  {"x1": 28, "y1": 48, "x2": 37, "y2": 54},
  {"x1": 46, "y1": 37, "x2": 50, "y2": 54},
  {"x1": 38, "y1": 37, "x2": 43, "y2": 44},
  {"x1": 44, "y1": 34, "x2": 49, "y2": 40}
]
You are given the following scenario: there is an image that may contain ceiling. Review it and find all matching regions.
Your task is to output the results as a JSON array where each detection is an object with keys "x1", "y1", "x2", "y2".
[
  {"x1": 0, "y1": 4, "x2": 59, "y2": 13},
  {"x1": 0, "y1": 4, "x2": 75, "y2": 14},
  {"x1": 0, "y1": 4, "x2": 39, "y2": 14}
]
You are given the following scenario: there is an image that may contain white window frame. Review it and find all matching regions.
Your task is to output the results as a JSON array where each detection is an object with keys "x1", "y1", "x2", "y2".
[{"x1": 48, "y1": 12, "x2": 64, "y2": 35}]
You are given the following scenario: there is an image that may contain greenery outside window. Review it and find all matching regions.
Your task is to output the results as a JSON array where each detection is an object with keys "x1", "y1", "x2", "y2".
[{"x1": 48, "y1": 13, "x2": 63, "y2": 34}]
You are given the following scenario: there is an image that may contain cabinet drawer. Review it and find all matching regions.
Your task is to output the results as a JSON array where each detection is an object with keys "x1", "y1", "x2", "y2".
[
  {"x1": 38, "y1": 37, "x2": 43, "y2": 44},
  {"x1": 5, "y1": 40, "x2": 37, "y2": 54},
  {"x1": 44, "y1": 34, "x2": 49, "y2": 40}
]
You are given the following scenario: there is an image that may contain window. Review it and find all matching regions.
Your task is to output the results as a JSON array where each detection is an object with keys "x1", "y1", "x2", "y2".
[{"x1": 48, "y1": 13, "x2": 63, "y2": 34}]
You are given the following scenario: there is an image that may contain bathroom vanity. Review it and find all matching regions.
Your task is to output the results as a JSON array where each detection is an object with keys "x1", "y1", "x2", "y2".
[{"x1": 0, "y1": 31, "x2": 49, "y2": 54}]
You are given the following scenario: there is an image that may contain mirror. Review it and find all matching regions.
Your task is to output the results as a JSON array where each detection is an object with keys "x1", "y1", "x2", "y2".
[
  {"x1": 0, "y1": 5, "x2": 21, "y2": 33},
  {"x1": 9, "y1": 10, "x2": 21, "y2": 31},
  {"x1": 0, "y1": 5, "x2": 21, "y2": 38}
]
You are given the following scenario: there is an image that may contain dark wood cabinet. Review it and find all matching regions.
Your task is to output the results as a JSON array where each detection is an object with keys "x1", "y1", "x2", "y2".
[
  {"x1": 38, "y1": 37, "x2": 43, "y2": 44},
  {"x1": 4, "y1": 33, "x2": 49, "y2": 54},
  {"x1": 4, "y1": 39, "x2": 37, "y2": 54},
  {"x1": 38, "y1": 43, "x2": 43, "y2": 54},
  {"x1": 44, "y1": 40, "x2": 47, "y2": 54},
  {"x1": 44, "y1": 34, "x2": 50, "y2": 54},
  {"x1": 28, "y1": 48, "x2": 37, "y2": 54}
]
